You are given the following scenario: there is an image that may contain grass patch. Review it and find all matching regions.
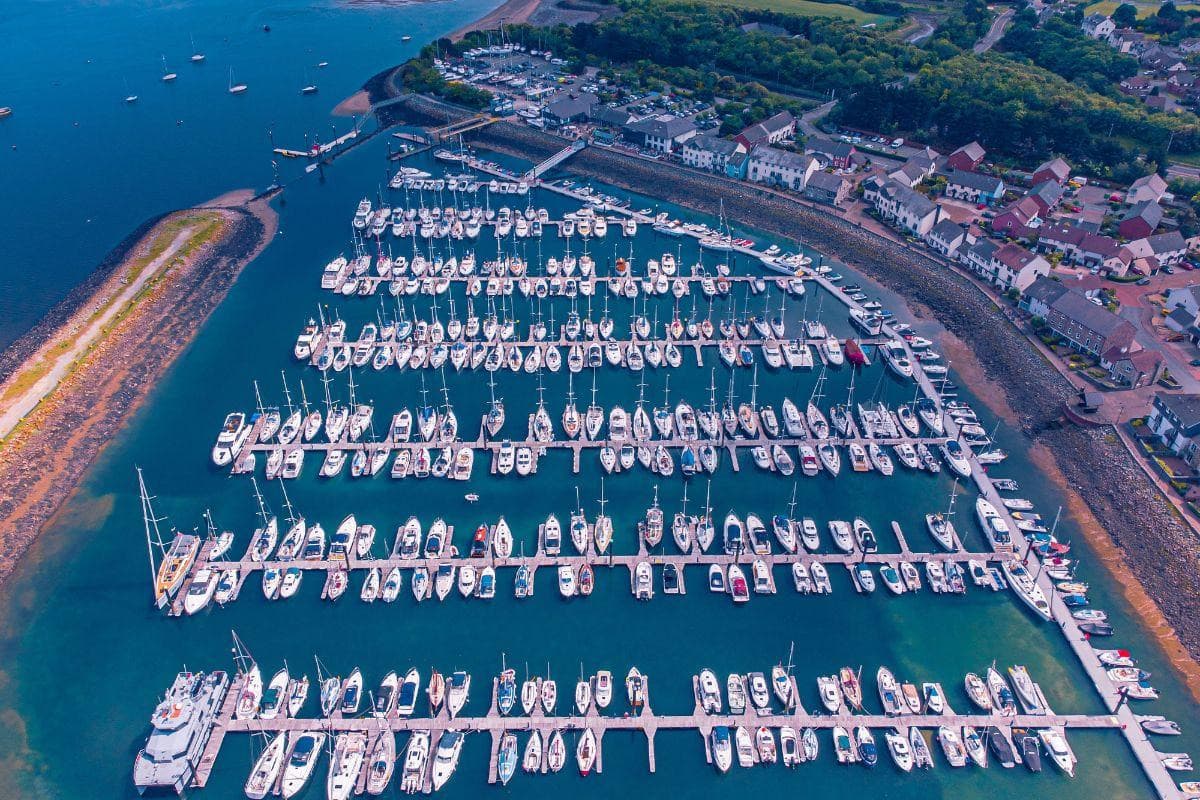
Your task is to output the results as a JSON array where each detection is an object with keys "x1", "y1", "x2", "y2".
[
  {"x1": 1086, "y1": 0, "x2": 1200, "y2": 17},
  {"x1": 701, "y1": 0, "x2": 892, "y2": 24}
]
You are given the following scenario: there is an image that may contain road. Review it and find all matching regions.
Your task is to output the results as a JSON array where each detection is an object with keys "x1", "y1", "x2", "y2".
[
  {"x1": 798, "y1": 100, "x2": 836, "y2": 139},
  {"x1": 973, "y1": 8, "x2": 1014, "y2": 55}
]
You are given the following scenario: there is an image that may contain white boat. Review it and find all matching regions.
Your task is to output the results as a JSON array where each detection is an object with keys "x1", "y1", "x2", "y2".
[
  {"x1": 280, "y1": 732, "x2": 325, "y2": 798},
  {"x1": 325, "y1": 731, "x2": 367, "y2": 800},
  {"x1": 430, "y1": 731, "x2": 464, "y2": 790},
  {"x1": 244, "y1": 733, "x2": 286, "y2": 799}
]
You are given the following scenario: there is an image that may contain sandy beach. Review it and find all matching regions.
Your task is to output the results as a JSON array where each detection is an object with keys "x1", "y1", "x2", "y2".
[{"x1": 448, "y1": 0, "x2": 542, "y2": 40}]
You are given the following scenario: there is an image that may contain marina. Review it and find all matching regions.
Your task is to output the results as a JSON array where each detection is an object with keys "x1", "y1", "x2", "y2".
[
  {"x1": 155, "y1": 654, "x2": 1113, "y2": 794},
  {"x1": 126, "y1": 154, "x2": 1195, "y2": 797}
]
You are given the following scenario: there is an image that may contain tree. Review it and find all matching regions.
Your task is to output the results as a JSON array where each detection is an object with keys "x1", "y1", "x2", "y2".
[{"x1": 1112, "y1": 3, "x2": 1138, "y2": 28}]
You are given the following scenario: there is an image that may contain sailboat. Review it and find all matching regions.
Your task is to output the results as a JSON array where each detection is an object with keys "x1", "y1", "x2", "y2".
[
  {"x1": 189, "y1": 34, "x2": 206, "y2": 63},
  {"x1": 160, "y1": 55, "x2": 177, "y2": 82},
  {"x1": 300, "y1": 67, "x2": 317, "y2": 95},
  {"x1": 123, "y1": 78, "x2": 138, "y2": 104},
  {"x1": 140, "y1": 468, "x2": 199, "y2": 609},
  {"x1": 228, "y1": 67, "x2": 248, "y2": 94}
]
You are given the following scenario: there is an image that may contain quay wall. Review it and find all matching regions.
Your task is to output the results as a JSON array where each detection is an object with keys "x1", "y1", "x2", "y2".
[{"x1": 393, "y1": 94, "x2": 1200, "y2": 666}]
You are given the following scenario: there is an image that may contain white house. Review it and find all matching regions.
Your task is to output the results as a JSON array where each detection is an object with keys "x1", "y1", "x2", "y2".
[
  {"x1": 1081, "y1": 13, "x2": 1115, "y2": 40},
  {"x1": 871, "y1": 177, "x2": 940, "y2": 237},
  {"x1": 680, "y1": 135, "x2": 745, "y2": 172},
  {"x1": 746, "y1": 145, "x2": 817, "y2": 190}
]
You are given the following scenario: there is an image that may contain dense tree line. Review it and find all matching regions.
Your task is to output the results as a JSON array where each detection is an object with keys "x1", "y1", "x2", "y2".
[
  {"x1": 834, "y1": 53, "x2": 1200, "y2": 177},
  {"x1": 998, "y1": 12, "x2": 1137, "y2": 94}
]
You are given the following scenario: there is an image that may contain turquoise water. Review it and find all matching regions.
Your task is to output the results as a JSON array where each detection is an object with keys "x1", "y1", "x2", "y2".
[
  {"x1": 1, "y1": 4, "x2": 1197, "y2": 799},
  {"x1": 0, "y1": 0, "x2": 497, "y2": 350}
]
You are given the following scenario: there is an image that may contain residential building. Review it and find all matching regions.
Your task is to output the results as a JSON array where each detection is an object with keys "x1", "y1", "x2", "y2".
[
  {"x1": 1120, "y1": 74, "x2": 1154, "y2": 97},
  {"x1": 735, "y1": 111, "x2": 796, "y2": 149},
  {"x1": 622, "y1": 115, "x2": 697, "y2": 153},
  {"x1": 1119, "y1": 200, "x2": 1163, "y2": 239},
  {"x1": 1042, "y1": 289, "x2": 1137, "y2": 356},
  {"x1": 1104, "y1": 348, "x2": 1164, "y2": 387},
  {"x1": 1126, "y1": 231, "x2": 1188, "y2": 266},
  {"x1": 889, "y1": 161, "x2": 929, "y2": 188},
  {"x1": 1019, "y1": 276, "x2": 1071, "y2": 317},
  {"x1": 926, "y1": 219, "x2": 967, "y2": 257},
  {"x1": 991, "y1": 196, "x2": 1041, "y2": 236},
  {"x1": 944, "y1": 169, "x2": 1005, "y2": 205},
  {"x1": 870, "y1": 178, "x2": 940, "y2": 236},
  {"x1": 1147, "y1": 392, "x2": 1200, "y2": 466},
  {"x1": 1026, "y1": 180, "x2": 1065, "y2": 215},
  {"x1": 725, "y1": 151, "x2": 749, "y2": 180},
  {"x1": 1127, "y1": 173, "x2": 1168, "y2": 204},
  {"x1": 945, "y1": 141, "x2": 985, "y2": 172},
  {"x1": 1081, "y1": 13, "x2": 1115, "y2": 39},
  {"x1": 746, "y1": 145, "x2": 817, "y2": 190},
  {"x1": 1032, "y1": 157, "x2": 1071, "y2": 185},
  {"x1": 803, "y1": 171, "x2": 850, "y2": 207},
  {"x1": 1166, "y1": 284, "x2": 1200, "y2": 318},
  {"x1": 961, "y1": 241, "x2": 1049, "y2": 291},
  {"x1": 680, "y1": 134, "x2": 745, "y2": 172},
  {"x1": 805, "y1": 137, "x2": 855, "y2": 170},
  {"x1": 1112, "y1": 28, "x2": 1150, "y2": 55}
]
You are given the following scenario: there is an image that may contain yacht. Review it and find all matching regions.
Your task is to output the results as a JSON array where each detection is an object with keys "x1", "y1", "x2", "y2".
[
  {"x1": 430, "y1": 731, "x2": 465, "y2": 791},
  {"x1": 280, "y1": 731, "x2": 326, "y2": 798},
  {"x1": 326, "y1": 732, "x2": 368, "y2": 800},
  {"x1": 133, "y1": 671, "x2": 230, "y2": 794}
]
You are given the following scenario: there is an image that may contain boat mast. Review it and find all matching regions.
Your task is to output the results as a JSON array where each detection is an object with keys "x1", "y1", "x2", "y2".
[
  {"x1": 253, "y1": 379, "x2": 266, "y2": 417},
  {"x1": 251, "y1": 475, "x2": 269, "y2": 527},
  {"x1": 280, "y1": 370, "x2": 295, "y2": 415},
  {"x1": 230, "y1": 629, "x2": 256, "y2": 676},
  {"x1": 279, "y1": 477, "x2": 298, "y2": 525},
  {"x1": 138, "y1": 467, "x2": 169, "y2": 606}
]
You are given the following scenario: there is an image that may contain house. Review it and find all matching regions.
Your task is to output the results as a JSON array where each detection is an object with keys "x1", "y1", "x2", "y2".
[
  {"x1": 1104, "y1": 348, "x2": 1164, "y2": 387},
  {"x1": 1145, "y1": 95, "x2": 1182, "y2": 113},
  {"x1": 725, "y1": 150, "x2": 749, "y2": 180},
  {"x1": 1081, "y1": 13, "x2": 1115, "y2": 39},
  {"x1": 1141, "y1": 47, "x2": 1187, "y2": 73},
  {"x1": 946, "y1": 141, "x2": 985, "y2": 172},
  {"x1": 622, "y1": 115, "x2": 697, "y2": 154},
  {"x1": 1078, "y1": 232, "x2": 1129, "y2": 273},
  {"x1": 589, "y1": 105, "x2": 633, "y2": 130},
  {"x1": 1112, "y1": 28, "x2": 1150, "y2": 55},
  {"x1": 1036, "y1": 221, "x2": 1088, "y2": 260},
  {"x1": 1126, "y1": 231, "x2": 1189, "y2": 266},
  {"x1": 1180, "y1": 37, "x2": 1200, "y2": 54},
  {"x1": 1127, "y1": 173, "x2": 1168, "y2": 204},
  {"x1": 991, "y1": 196, "x2": 1041, "y2": 236},
  {"x1": 735, "y1": 111, "x2": 796, "y2": 149},
  {"x1": 804, "y1": 137, "x2": 856, "y2": 170},
  {"x1": 1166, "y1": 304, "x2": 1197, "y2": 334},
  {"x1": 962, "y1": 241, "x2": 1050, "y2": 291},
  {"x1": 926, "y1": 219, "x2": 967, "y2": 257},
  {"x1": 993, "y1": 243, "x2": 1052, "y2": 291},
  {"x1": 1165, "y1": 284, "x2": 1200, "y2": 319},
  {"x1": 1042, "y1": 289, "x2": 1137, "y2": 356},
  {"x1": 1118, "y1": 200, "x2": 1163, "y2": 239},
  {"x1": 1147, "y1": 392, "x2": 1200, "y2": 467},
  {"x1": 889, "y1": 161, "x2": 929, "y2": 188},
  {"x1": 1167, "y1": 71, "x2": 1198, "y2": 96},
  {"x1": 1019, "y1": 276, "x2": 1071, "y2": 317},
  {"x1": 870, "y1": 178, "x2": 940, "y2": 236},
  {"x1": 1026, "y1": 180, "x2": 1065, "y2": 215},
  {"x1": 680, "y1": 134, "x2": 745, "y2": 172},
  {"x1": 803, "y1": 171, "x2": 851, "y2": 207},
  {"x1": 1120, "y1": 75, "x2": 1154, "y2": 97},
  {"x1": 1032, "y1": 157, "x2": 1071, "y2": 186},
  {"x1": 746, "y1": 145, "x2": 817, "y2": 190},
  {"x1": 542, "y1": 92, "x2": 598, "y2": 126},
  {"x1": 944, "y1": 169, "x2": 1005, "y2": 205}
]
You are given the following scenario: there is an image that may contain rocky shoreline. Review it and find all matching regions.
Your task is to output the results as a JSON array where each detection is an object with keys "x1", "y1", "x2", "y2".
[
  {"x1": 0, "y1": 201, "x2": 274, "y2": 590},
  {"x1": 395, "y1": 95, "x2": 1200, "y2": 670}
]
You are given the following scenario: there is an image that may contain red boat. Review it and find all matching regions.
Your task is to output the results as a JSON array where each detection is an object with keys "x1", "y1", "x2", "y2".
[{"x1": 843, "y1": 339, "x2": 867, "y2": 366}]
